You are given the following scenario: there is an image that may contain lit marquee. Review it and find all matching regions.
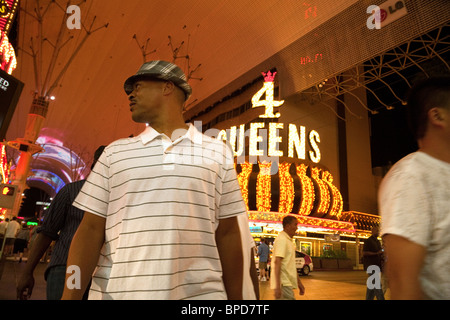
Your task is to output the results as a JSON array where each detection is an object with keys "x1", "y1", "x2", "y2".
[
  {"x1": 237, "y1": 161, "x2": 342, "y2": 218},
  {"x1": 219, "y1": 71, "x2": 321, "y2": 163},
  {"x1": 0, "y1": 30, "x2": 16, "y2": 74},
  {"x1": 0, "y1": 143, "x2": 9, "y2": 183},
  {"x1": 296, "y1": 163, "x2": 314, "y2": 216},
  {"x1": 0, "y1": 0, "x2": 18, "y2": 74},
  {"x1": 256, "y1": 162, "x2": 272, "y2": 212},
  {"x1": 227, "y1": 70, "x2": 343, "y2": 220},
  {"x1": 236, "y1": 162, "x2": 252, "y2": 211},
  {"x1": 278, "y1": 162, "x2": 294, "y2": 214},
  {"x1": 0, "y1": 0, "x2": 19, "y2": 33}
]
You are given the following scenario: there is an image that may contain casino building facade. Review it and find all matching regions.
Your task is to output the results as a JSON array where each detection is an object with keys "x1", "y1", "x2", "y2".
[
  {"x1": 183, "y1": 0, "x2": 449, "y2": 268},
  {"x1": 187, "y1": 70, "x2": 382, "y2": 268}
]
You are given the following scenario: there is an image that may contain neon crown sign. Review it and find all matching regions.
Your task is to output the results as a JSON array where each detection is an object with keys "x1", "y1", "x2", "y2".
[{"x1": 217, "y1": 70, "x2": 321, "y2": 164}]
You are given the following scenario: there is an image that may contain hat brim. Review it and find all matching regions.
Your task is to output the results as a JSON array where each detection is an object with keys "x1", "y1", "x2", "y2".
[{"x1": 124, "y1": 73, "x2": 192, "y2": 100}]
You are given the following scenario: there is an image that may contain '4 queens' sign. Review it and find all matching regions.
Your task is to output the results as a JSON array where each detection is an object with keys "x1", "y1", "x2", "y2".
[{"x1": 216, "y1": 71, "x2": 322, "y2": 164}]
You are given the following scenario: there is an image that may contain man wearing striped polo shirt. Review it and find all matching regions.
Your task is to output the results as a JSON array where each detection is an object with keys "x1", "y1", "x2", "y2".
[{"x1": 62, "y1": 61, "x2": 254, "y2": 300}]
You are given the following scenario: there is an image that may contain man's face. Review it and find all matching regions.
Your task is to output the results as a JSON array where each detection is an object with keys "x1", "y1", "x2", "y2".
[
  {"x1": 285, "y1": 219, "x2": 299, "y2": 238},
  {"x1": 128, "y1": 79, "x2": 165, "y2": 123}
]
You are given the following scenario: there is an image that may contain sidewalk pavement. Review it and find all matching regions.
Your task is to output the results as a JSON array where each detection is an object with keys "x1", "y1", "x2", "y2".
[
  {"x1": 258, "y1": 271, "x2": 390, "y2": 300},
  {"x1": 0, "y1": 256, "x2": 389, "y2": 300},
  {"x1": 0, "y1": 257, "x2": 48, "y2": 300}
]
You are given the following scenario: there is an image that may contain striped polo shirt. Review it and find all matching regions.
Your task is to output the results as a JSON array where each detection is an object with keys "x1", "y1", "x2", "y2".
[{"x1": 73, "y1": 124, "x2": 248, "y2": 300}]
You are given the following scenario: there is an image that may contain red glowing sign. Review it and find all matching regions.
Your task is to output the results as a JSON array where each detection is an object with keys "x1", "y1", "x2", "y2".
[
  {"x1": 0, "y1": 30, "x2": 16, "y2": 74},
  {"x1": 300, "y1": 53, "x2": 323, "y2": 65},
  {"x1": 0, "y1": 0, "x2": 19, "y2": 33},
  {"x1": 303, "y1": 2, "x2": 317, "y2": 20}
]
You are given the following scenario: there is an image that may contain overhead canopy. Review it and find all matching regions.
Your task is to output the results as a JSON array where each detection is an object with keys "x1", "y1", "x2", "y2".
[{"x1": 4, "y1": 0, "x2": 450, "y2": 194}]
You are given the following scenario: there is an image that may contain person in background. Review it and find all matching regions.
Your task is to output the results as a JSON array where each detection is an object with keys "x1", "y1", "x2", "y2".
[
  {"x1": 362, "y1": 226, "x2": 384, "y2": 300},
  {"x1": 0, "y1": 218, "x2": 9, "y2": 252},
  {"x1": 257, "y1": 238, "x2": 270, "y2": 281},
  {"x1": 17, "y1": 145, "x2": 106, "y2": 300},
  {"x1": 4, "y1": 217, "x2": 20, "y2": 256},
  {"x1": 380, "y1": 76, "x2": 450, "y2": 300},
  {"x1": 270, "y1": 215, "x2": 305, "y2": 300},
  {"x1": 13, "y1": 223, "x2": 30, "y2": 263}
]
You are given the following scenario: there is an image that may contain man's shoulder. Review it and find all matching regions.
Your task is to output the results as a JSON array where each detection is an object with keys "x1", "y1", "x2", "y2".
[{"x1": 384, "y1": 152, "x2": 439, "y2": 179}]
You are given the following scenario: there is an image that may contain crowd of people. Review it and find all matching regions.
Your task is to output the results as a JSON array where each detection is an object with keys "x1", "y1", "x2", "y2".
[{"x1": 0, "y1": 217, "x2": 35, "y2": 262}]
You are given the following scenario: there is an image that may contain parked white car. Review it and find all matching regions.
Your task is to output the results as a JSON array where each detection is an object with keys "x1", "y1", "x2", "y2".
[{"x1": 295, "y1": 251, "x2": 314, "y2": 275}]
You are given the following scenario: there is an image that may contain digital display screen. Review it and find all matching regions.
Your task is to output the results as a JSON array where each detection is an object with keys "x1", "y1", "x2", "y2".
[{"x1": 0, "y1": 67, "x2": 23, "y2": 140}]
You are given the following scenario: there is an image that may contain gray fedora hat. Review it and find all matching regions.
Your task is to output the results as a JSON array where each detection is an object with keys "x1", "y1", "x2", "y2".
[{"x1": 124, "y1": 60, "x2": 192, "y2": 100}]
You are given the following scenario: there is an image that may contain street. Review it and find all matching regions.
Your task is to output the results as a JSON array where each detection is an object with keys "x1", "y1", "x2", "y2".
[
  {"x1": 0, "y1": 258, "x2": 389, "y2": 300},
  {"x1": 259, "y1": 270, "x2": 390, "y2": 300}
]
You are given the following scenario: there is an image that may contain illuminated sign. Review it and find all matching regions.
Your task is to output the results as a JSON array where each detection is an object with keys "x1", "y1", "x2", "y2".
[
  {"x1": 0, "y1": 183, "x2": 16, "y2": 208},
  {"x1": 0, "y1": 1, "x2": 11, "y2": 19},
  {"x1": 2, "y1": 185, "x2": 13, "y2": 195},
  {"x1": 0, "y1": 30, "x2": 16, "y2": 74},
  {"x1": 300, "y1": 53, "x2": 323, "y2": 65},
  {"x1": 252, "y1": 71, "x2": 284, "y2": 118},
  {"x1": 249, "y1": 226, "x2": 263, "y2": 233},
  {"x1": 0, "y1": 143, "x2": 8, "y2": 183},
  {"x1": 0, "y1": 0, "x2": 19, "y2": 33},
  {"x1": 215, "y1": 71, "x2": 343, "y2": 219},
  {"x1": 217, "y1": 71, "x2": 321, "y2": 163},
  {"x1": 0, "y1": 67, "x2": 23, "y2": 140},
  {"x1": 367, "y1": 0, "x2": 407, "y2": 30}
]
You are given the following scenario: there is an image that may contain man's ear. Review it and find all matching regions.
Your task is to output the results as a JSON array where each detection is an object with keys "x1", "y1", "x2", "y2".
[
  {"x1": 162, "y1": 81, "x2": 176, "y2": 96},
  {"x1": 429, "y1": 107, "x2": 444, "y2": 125}
]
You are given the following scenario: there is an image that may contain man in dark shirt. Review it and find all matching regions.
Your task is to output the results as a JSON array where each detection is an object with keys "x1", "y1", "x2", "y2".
[
  {"x1": 363, "y1": 226, "x2": 385, "y2": 300},
  {"x1": 257, "y1": 239, "x2": 270, "y2": 281},
  {"x1": 16, "y1": 146, "x2": 105, "y2": 300}
]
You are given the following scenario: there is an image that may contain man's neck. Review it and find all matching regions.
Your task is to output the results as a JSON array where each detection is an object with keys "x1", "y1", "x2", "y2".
[
  {"x1": 418, "y1": 137, "x2": 450, "y2": 164},
  {"x1": 149, "y1": 116, "x2": 188, "y2": 141}
]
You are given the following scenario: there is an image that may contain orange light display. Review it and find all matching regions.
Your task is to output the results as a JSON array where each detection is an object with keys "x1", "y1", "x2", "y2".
[
  {"x1": 0, "y1": 143, "x2": 8, "y2": 183},
  {"x1": 0, "y1": 30, "x2": 16, "y2": 74},
  {"x1": 322, "y1": 170, "x2": 343, "y2": 219},
  {"x1": 236, "y1": 161, "x2": 343, "y2": 219},
  {"x1": 297, "y1": 163, "x2": 314, "y2": 216},
  {"x1": 256, "y1": 162, "x2": 272, "y2": 212},
  {"x1": 229, "y1": 70, "x2": 352, "y2": 235},
  {"x1": 248, "y1": 211, "x2": 355, "y2": 233},
  {"x1": 237, "y1": 162, "x2": 252, "y2": 211},
  {"x1": 310, "y1": 166, "x2": 331, "y2": 216},
  {"x1": 278, "y1": 162, "x2": 294, "y2": 214}
]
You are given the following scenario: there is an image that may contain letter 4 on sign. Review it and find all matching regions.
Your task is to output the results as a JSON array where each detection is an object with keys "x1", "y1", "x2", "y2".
[
  {"x1": 66, "y1": 265, "x2": 81, "y2": 290},
  {"x1": 366, "y1": 265, "x2": 382, "y2": 289},
  {"x1": 66, "y1": 5, "x2": 81, "y2": 30}
]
